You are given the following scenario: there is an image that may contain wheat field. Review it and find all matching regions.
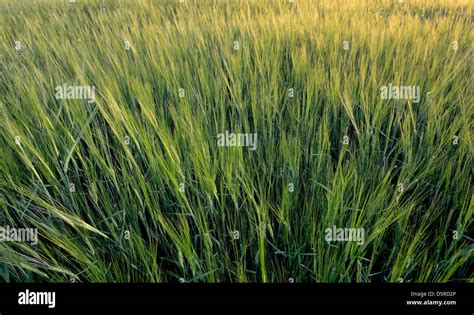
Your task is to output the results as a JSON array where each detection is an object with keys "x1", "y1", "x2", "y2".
[{"x1": 0, "y1": 0, "x2": 472, "y2": 283}]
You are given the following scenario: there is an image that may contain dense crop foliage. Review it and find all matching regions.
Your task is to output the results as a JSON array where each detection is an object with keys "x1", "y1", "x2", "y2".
[{"x1": 0, "y1": 0, "x2": 472, "y2": 283}]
